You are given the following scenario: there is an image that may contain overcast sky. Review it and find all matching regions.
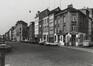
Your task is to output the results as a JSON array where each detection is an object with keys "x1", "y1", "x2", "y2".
[{"x1": 0, "y1": 0, "x2": 93, "y2": 35}]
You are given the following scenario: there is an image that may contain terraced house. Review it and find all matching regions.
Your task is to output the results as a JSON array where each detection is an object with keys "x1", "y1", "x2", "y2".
[
  {"x1": 41, "y1": 9, "x2": 49, "y2": 42},
  {"x1": 35, "y1": 9, "x2": 50, "y2": 42},
  {"x1": 48, "y1": 7, "x2": 61, "y2": 43},
  {"x1": 28, "y1": 22, "x2": 35, "y2": 42},
  {"x1": 54, "y1": 5, "x2": 93, "y2": 46},
  {"x1": 13, "y1": 20, "x2": 28, "y2": 41}
]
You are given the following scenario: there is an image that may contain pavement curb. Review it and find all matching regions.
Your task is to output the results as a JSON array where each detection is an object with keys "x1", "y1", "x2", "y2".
[{"x1": 59, "y1": 45, "x2": 93, "y2": 53}]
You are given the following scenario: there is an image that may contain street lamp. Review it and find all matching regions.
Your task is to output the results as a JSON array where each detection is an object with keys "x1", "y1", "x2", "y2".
[{"x1": 0, "y1": 44, "x2": 10, "y2": 66}]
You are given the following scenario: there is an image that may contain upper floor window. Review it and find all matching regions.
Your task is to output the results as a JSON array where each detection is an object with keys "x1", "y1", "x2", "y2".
[
  {"x1": 20, "y1": 28, "x2": 21, "y2": 30},
  {"x1": 49, "y1": 22, "x2": 53, "y2": 27},
  {"x1": 39, "y1": 25, "x2": 41, "y2": 27},
  {"x1": 45, "y1": 19, "x2": 47, "y2": 23},
  {"x1": 72, "y1": 13, "x2": 77, "y2": 21},
  {"x1": 71, "y1": 21, "x2": 76, "y2": 26},
  {"x1": 72, "y1": 26, "x2": 77, "y2": 31},
  {"x1": 63, "y1": 23, "x2": 66, "y2": 27},
  {"x1": 49, "y1": 26, "x2": 53, "y2": 30},
  {"x1": 55, "y1": 20, "x2": 57, "y2": 25},
  {"x1": 49, "y1": 30, "x2": 53, "y2": 34},
  {"x1": 72, "y1": 16, "x2": 77, "y2": 21}
]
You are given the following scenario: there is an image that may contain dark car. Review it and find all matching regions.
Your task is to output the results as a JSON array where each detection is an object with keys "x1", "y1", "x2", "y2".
[{"x1": 39, "y1": 41, "x2": 46, "y2": 45}]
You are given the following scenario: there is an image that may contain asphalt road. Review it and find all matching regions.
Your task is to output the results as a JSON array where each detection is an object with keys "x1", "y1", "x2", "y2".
[{"x1": 5, "y1": 42, "x2": 93, "y2": 66}]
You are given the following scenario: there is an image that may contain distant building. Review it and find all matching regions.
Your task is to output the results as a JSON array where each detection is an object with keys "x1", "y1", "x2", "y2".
[
  {"x1": 13, "y1": 20, "x2": 28, "y2": 41},
  {"x1": 4, "y1": 31, "x2": 9, "y2": 41},
  {"x1": 8, "y1": 26, "x2": 15, "y2": 41}
]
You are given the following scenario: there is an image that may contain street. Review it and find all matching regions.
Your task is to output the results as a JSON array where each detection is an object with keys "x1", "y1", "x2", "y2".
[{"x1": 5, "y1": 42, "x2": 93, "y2": 66}]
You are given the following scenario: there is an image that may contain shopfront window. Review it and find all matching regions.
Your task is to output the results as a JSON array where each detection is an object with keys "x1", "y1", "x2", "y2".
[{"x1": 55, "y1": 36, "x2": 56, "y2": 41}]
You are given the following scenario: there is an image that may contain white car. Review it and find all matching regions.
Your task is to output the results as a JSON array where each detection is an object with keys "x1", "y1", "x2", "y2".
[{"x1": 45, "y1": 42, "x2": 58, "y2": 46}]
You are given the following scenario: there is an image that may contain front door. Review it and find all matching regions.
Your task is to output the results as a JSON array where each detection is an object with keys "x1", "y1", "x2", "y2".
[
  {"x1": 60, "y1": 35, "x2": 64, "y2": 45},
  {"x1": 71, "y1": 35, "x2": 76, "y2": 46}
]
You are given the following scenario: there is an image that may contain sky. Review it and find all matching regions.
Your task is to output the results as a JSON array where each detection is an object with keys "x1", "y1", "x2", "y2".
[{"x1": 0, "y1": 0, "x2": 93, "y2": 35}]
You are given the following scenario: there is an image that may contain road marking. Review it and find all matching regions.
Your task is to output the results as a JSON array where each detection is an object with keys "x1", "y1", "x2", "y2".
[{"x1": 5, "y1": 64, "x2": 10, "y2": 66}]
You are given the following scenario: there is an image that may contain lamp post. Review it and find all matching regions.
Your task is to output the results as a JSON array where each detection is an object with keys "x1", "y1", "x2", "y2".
[{"x1": 0, "y1": 44, "x2": 10, "y2": 66}]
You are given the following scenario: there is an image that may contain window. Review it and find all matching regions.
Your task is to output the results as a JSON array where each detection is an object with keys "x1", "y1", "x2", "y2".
[
  {"x1": 49, "y1": 27, "x2": 53, "y2": 30},
  {"x1": 58, "y1": 28, "x2": 60, "y2": 33},
  {"x1": 49, "y1": 19, "x2": 53, "y2": 23},
  {"x1": 50, "y1": 30, "x2": 53, "y2": 34},
  {"x1": 61, "y1": 36, "x2": 63, "y2": 41},
  {"x1": 72, "y1": 21, "x2": 76, "y2": 26},
  {"x1": 55, "y1": 36, "x2": 56, "y2": 41},
  {"x1": 72, "y1": 26, "x2": 77, "y2": 31},
  {"x1": 72, "y1": 16, "x2": 77, "y2": 21},
  {"x1": 47, "y1": 18, "x2": 49, "y2": 23},
  {"x1": 58, "y1": 20, "x2": 60, "y2": 24},
  {"x1": 39, "y1": 25, "x2": 41, "y2": 27},
  {"x1": 63, "y1": 23, "x2": 66, "y2": 26},
  {"x1": 20, "y1": 28, "x2": 21, "y2": 31},
  {"x1": 72, "y1": 13, "x2": 77, "y2": 21},
  {"x1": 44, "y1": 35, "x2": 46, "y2": 40},
  {"x1": 45, "y1": 19, "x2": 47, "y2": 24},
  {"x1": 49, "y1": 22, "x2": 53, "y2": 26},
  {"x1": 55, "y1": 20, "x2": 57, "y2": 25},
  {"x1": 55, "y1": 28, "x2": 57, "y2": 33}
]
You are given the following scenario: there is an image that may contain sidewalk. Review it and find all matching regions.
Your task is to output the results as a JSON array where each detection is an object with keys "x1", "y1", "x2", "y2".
[{"x1": 60, "y1": 45, "x2": 93, "y2": 53}]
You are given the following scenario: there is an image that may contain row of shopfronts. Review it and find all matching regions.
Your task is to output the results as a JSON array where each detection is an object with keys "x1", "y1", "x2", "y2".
[
  {"x1": 41, "y1": 32, "x2": 87, "y2": 46},
  {"x1": 37, "y1": 5, "x2": 93, "y2": 46},
  {"x1": 54, "y1": 32, "x2": 86, "y2": 46}
]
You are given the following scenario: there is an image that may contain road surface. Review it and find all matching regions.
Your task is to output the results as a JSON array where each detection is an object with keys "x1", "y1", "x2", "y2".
[{"x1": 5, "y1": 42, "x2": 93, "y2": 66}]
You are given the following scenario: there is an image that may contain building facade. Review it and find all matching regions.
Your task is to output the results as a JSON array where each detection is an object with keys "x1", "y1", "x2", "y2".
[
  {"x1": 37, "y1": 9, "x2": 50, "y2": 42},
  {"x1": 28, "y1": 22, "x2": 35, "y2": 42},
  {"x1": 54, "y1": 5, "x2": 92, "y2": 46},
  {"x1": 35, "y1": 13, "x2": 39, "y2": 42},
  {"x1": 13, "y1": 20, "x2": 28, "y2": 41},
  {"x1": 41, "y1": 9, "x2": 49, "y2": 42},
  {"x1": 48, "y1": 7, "x2": 61, "y2": 42}
]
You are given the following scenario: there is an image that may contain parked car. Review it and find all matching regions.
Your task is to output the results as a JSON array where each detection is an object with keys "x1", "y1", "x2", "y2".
[
  {"x1": 39, "y1": 41, "x2": 46, "y2": 45},
  {"x1": 83, "y1": 40, "x2": 93, "y2": 47},
  {"x1": 45, "y1": 42, "x2": 58, "y2": 46}
]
